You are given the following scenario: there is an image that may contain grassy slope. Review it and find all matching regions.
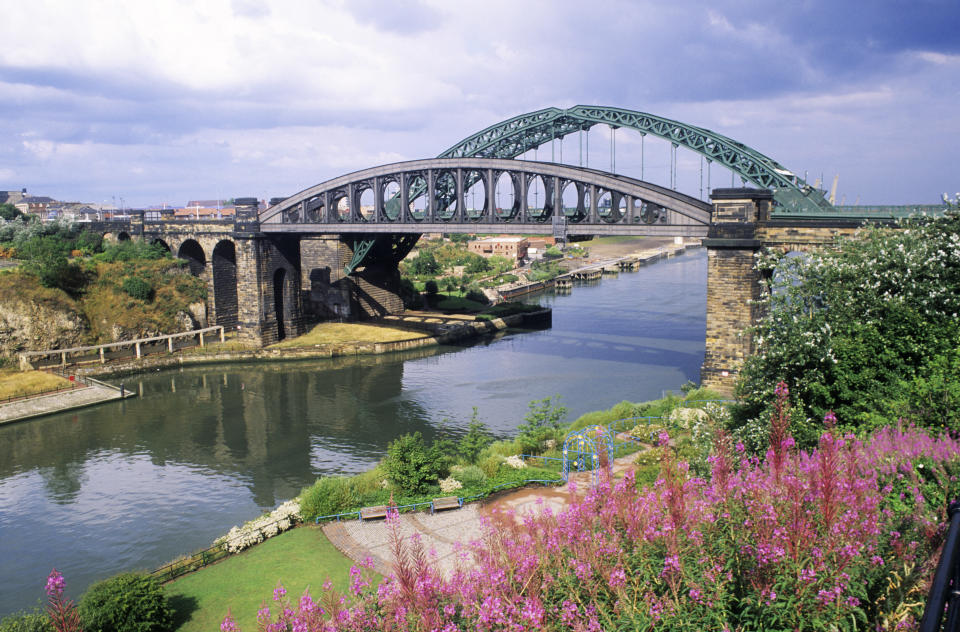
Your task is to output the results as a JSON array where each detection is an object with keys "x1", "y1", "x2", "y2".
[
  {"x1": 270, "y1": 323, "x2": 427, "y2": 348},
  {"x1": 0, "y1": 368, "x2": 70, "y2": 399},
  {"x1": 165, "y1": 526, "x2": 360, "y2": 632}
]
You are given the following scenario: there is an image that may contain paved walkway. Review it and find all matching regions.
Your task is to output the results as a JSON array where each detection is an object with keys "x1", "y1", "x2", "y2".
[
  {"x1": 323, "y1": 450, "x2": 642, "y2": 577},
  {"x1": 0, "y1": 381, "x2": 129, "y2": 424}
]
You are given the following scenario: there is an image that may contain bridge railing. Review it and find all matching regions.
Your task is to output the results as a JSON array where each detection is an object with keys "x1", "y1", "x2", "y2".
[
  {"x1": 19, "y1": 326, "x2": 225, "y2": 371},
  {"x1": 920, "y1": 502, "x2": 960, "y2": 632}
]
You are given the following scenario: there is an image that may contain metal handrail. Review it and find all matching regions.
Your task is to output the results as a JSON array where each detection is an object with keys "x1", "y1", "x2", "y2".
[{"x1": 920, "y1": 502, "x2": 960, "y2": 632}]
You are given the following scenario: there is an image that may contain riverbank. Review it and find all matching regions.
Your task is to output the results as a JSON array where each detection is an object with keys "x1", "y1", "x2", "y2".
[{"x1": 34, "y1": 309, "x2": 550, "y2": 382}]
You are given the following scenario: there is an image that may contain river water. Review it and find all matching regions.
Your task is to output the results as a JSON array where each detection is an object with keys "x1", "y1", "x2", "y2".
[{"x1": 0, "y1": 248, "x2": 706, "y2": 615}]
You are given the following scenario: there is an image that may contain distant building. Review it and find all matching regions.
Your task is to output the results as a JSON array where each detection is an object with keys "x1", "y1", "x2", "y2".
[
  {"x1": 173, "y1": 206, "x2": 236, "y2": 220},
  {"x1": 0, "y1": 189, "x2": 26, "y2": 205},
  {"x1": 525, "y1": 236, "x2": 556, "y2": 260},
  {"x1": 468, "y1": 236, "x2": 528, "y2": 262},
  {"x1": 15, "y1": 196, "x2": 55, "y2": 217}
]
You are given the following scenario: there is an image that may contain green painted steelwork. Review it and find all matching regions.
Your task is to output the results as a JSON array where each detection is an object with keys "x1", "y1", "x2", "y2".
[
  {"x1": 344, "y1": 239, "x2": 375, "y2": 275},
  {"x1": 439, "y1": 105, "x2": 833, "y2": 215}
]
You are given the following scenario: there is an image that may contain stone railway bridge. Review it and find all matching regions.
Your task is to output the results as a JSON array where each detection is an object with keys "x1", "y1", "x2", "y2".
[{"x1": 86, "y1": 106, "x2": 934, "y2": 393}]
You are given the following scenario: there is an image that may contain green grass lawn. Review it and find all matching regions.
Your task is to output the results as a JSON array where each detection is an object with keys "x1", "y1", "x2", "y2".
[{"x1": 165, "y1": 526, "x2": 363, "y2": 631}]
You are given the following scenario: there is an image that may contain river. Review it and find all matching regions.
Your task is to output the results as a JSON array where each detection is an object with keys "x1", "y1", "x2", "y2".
[{"x1": 0, "y1": 248, "x2": 706, "y2": 615}]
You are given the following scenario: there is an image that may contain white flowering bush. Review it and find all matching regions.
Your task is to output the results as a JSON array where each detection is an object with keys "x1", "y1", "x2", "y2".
[
  {"x1": 439, "y1": 477, "x2": 463, "y2": 493},
  {"x1": 734, "y1": 206, "x2": 960, "y2": 444},
  {"x1": 216, "y1": 498, "x2": 302, "y2": 553},
  {"x1": 504, "y1": 455, "x2": 526, "y2": 469}
]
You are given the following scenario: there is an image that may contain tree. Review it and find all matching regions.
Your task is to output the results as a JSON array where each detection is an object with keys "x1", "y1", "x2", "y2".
[
  {"x1": 0, "y1": 203, "x2": 21, "y2": 221},
  {"x1": 457, "y1": 408, "x2": 493, "y2": 463},
  {"x1": 383, "y1": 432, "x2": 450, "y2": 494},
  {"x1": 407, "y1": 251, "x2": 440, "y2": 276},
  {"x1": 517, "y1": 395, "x2": 568, "y2": 439}
]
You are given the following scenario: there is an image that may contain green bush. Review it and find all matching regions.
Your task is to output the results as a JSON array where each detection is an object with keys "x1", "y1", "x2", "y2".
[
  {"x1": 734, "y1": 210, "x2": 960, "y2": 440},
  {"x1": 299, "y1": 476, "x2": 361, "y2": 521},
  {"x1": 452, "y1": 464, "x2": 487, "y2": 488},
  {"x1": 0, "y1": 609, "x2": 52, "y2": 632},
  {"x1": 424, "y1": 279, "x2": 438, "y2": 295},
  {"x1": 465, "y1": 289, "x2": 488, "y2": 305},
  {"x1": 384, "y1": 432, "x2": 449, "y2": 495},
  {"x1": 121, "y1": 276, "x2": 154, "y2": 301},
  {"x1": 78, "y1": 572, "x2": 172, "y2": 632},
  {"x1": 93, "y1": 241, "x2": 169, "y2": 263}
]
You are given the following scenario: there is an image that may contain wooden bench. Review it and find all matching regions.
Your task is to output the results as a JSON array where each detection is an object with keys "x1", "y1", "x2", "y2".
[
  {"x1": 431, "y1": 496, "x2": 462, "y2": 514},
  {"x1": 359, "y1": 505, "x2": 388, "y2": 522}
]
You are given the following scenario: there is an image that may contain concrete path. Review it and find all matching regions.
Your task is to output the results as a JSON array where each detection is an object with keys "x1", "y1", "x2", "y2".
[
  {"x1": 0, "y1": 380, "x2": 129, "y2": 424},
  {"x1": 323, "y1": 450, "x2": 643, "y2": 577}
]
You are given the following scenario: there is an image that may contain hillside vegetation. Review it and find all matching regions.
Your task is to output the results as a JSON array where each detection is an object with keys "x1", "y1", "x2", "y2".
[{"x1": 0, "y1": 222, "x2": 208, "y2": 354}]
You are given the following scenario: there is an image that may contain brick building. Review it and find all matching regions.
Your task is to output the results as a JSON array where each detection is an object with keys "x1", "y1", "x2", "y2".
[{"x1": 467, "y1": 236, "x2": 528, "y2": 262}]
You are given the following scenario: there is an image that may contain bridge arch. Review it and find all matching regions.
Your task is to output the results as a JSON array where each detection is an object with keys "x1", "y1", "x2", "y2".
[
  {"x1": 439, "y1": 105, "x2": 832, "y2": 215},
  {"x1": 177, "y1": 239, "x2": 206, "y2": 277},
  {"x1": 150, "y1": 238, "x2": 171, "y2": 253},
  {"x1": 212, "y1": 240, "x2": 239, "y2": 328},
  {"x1": 117, "y1": 231, "x2": 131, "y2": 242}
]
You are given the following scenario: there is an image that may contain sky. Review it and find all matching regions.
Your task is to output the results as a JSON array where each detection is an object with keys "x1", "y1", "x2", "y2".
[{"x1": 0, "y1": 0, "x2": 957, "y2": 207}]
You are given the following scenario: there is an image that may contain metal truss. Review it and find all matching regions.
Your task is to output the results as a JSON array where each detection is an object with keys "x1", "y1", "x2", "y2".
[
  {"x1": 260, "y1": 157, "x2": 711, "y2": 239},
  {"x1": 439, "y1": 105, "x2": 833, "y2": 215}
]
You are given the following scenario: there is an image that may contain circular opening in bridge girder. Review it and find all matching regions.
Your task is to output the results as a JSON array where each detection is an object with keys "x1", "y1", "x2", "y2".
[
  {"x1": 463, "y1": 170, "x2": 486, "y2": 220},
  {"x1": 638, "y1": 202, "x2": 664, "y2": 224},
  {"x1": 177, "y1": 239, "x2": 206, "y2": 277},
  {"x1": 434, "y1": 171, "x2": 457, "y2": 221},
  {"x1": 358, "y1": 185, "x2": 374, "y2": 221},
  {"x1": 381, "y1": 179, "x2": 401, "y2": 221},
  {"x1": 560, "y1": 181, "x2": 582, "y2": 220},
  {"x1": 117, "y1": 231, "x2": 131, "y2": 242},
  {"x1": 333, "y1": 194, "x2": 349, "y2": 221},
  {"x1": 284, "y1": 203, "x2": 300, "y2": 223},
  {"x1": 407, "y1": 174, "x2": 427, "y2": 220},
  {"x1": 596, "y1": 190, "x2": 613, "y2": 220},
  {"x1": 526, "y1": 175, "x2": 549, "y2": 221},
  {"x1": 494, "y1": 171, "x2": 517, "y2": 219},
  {"x1": 306, "y1": 196, "x2": 323, "y2": 222}
]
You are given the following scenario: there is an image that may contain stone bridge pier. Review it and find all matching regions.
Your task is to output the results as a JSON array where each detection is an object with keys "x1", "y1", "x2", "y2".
[
  {"x1": 90, "y1": 199, "x2": 414, "y2": 347},
  {"x1": 700, "y1": 189, "x2": 865, "y2": 394}
]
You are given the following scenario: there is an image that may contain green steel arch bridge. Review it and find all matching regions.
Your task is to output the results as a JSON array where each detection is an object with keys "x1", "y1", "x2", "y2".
[{"x1": 264, "y1": 104, "x2": 945, "y2": 231}]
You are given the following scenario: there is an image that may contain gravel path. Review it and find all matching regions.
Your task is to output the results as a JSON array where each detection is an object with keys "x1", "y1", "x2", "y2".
[{"x1": 322, "y1": 451, "x2": 644, "y2": 577}]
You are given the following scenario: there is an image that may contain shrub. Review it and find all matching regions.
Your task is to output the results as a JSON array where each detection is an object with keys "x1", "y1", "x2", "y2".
[
  {"x1": 121, "y1": 276, "x2": 154, "y2": 301},
  {"x1": 450, "y1": 464, "x2": 487, "y2": 488},
  {"x1": 299, "y1": 476, "x2": 361, "y2": 521},
  {"x1": 464, "y1": 289, "x2": 487, "y2": 305},
  {"x1": 735, "y1": 210, "x2": 960, "y2": 439},
  {"x1": 78, "y1": 572, "x2": 172, "y2": 632},
  {"x1": 0, "y1": 611, "x2": 52, "y2": 632},
  {"x1": 383, "y1": 432, "x2": 449, "y2": 495},
  {"x1": 477, "y1": 454, "x2": 502, "y2": 477},
  {"x1": 423, "y1": 279, "x2": 438, "y2": 295}
]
